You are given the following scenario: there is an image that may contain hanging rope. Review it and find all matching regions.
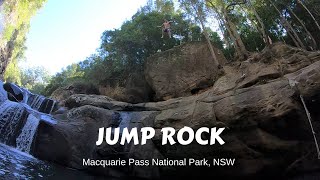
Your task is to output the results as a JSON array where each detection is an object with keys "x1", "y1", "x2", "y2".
[
  {"x1": 299, "y1": 94, "x2": 320, "y2": 159},
  {"x1": 289, "y1": 79, "x2": 320, "y2": 159}
]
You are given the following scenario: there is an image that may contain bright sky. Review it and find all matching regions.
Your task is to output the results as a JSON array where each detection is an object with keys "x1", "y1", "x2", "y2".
[{"x1": 23, "y1": 0, "x2": 148, "y2": 75}]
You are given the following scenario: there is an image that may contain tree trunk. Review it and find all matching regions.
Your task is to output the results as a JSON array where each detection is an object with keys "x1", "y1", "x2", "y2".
[
  {"x1": 247, "y1": 0, "x2": 271, "y2": 46},
  {"x1": 298, "y1": 0, "x2": 320, "y2": 32},
  {"x1": 206, "y1": 1, "x2": 242, "y2": 57},
  {"x1": 191, "y1": 3, "x2": 220, "y2": 67},
  {"x1": 222, "y1": 15, "x2": 242, "y2": 55},
  {"x1": 206, "y1": 0, "x2": 248, "y2": 59},
  {"x1": 288, "y1": 7, "x2": 317, "y2": 50},
  {"x1": 269, "y1": 0, "x2": 306, "y2": 49},
  {"x1": 222, "y1": 8, "x2": 248, "y2": 59},
  {"x1": 214, "y1": 9, "x2": 235, "y2": 50},
  {"x1": 217, "y1": 18, "x2": 231, "y2": 48}
]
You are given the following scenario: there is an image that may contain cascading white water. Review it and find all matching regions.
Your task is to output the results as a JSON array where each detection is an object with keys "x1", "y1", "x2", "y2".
[
  {"x1": 49, "y1": 101, "x2": 56, "y2": 114},
  {"x1": 16, "y1": 114, "x2": 40, "y2": 153},
  {"x1": 0, "y1": 81, "x2": 58, "y2": 154},
  {"x1": 0, "y1": 101, "x2": 26, "y2": 144},
  {"x1": 22, "y1": 88, "x2": 57, "y2": 114},
  {"x1": 21, "y1": 88, "x2": 29, "y2": 105},
  {"x1": 30, "y1": 95, "x2": 45, "y2": 110},
  {"x1": 36, "y1": 97, "x2": 45, "y2": 110},
  {"x1": 119, "y1": 112, "x2": 132, "y2": 132}
]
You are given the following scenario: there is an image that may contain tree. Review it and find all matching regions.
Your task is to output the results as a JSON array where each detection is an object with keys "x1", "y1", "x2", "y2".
[
  {"x1": 206, "y1": 0, "x2": 249, "y2": 60},
  {"x1": 45, "y1": 6, "x2": 206, "y2": 96},
  {"x1": 246, "y1": 0, "x2": 271, "y2": 46},
  {"x1": 4, "y1": 60, "x2": 22, "y2": 85},
  {"x1": 287, "y1": 6, "x2": 317, "y2": 50},
  {"x1": 268, "y1": 0, "x2": 305, "y2": 49},
  {"x1": 298, "y1": 0, "x2": 320, "y2": 32},
  {"x1": 20, "y1": 66, "x2": 51, "y2": 94},
  {"x1": 1, "y1": 0, "x2": 47, "y2": 82},
  {"x1": 179, "y1": 0, "x2": 221, "y2": 67}
]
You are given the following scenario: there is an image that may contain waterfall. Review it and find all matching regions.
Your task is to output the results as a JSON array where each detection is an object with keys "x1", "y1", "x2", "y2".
[
  {"x1": 16, "y1": 114, "x2": 40, "y2": 153},
  {"x1": 0, "y1": 81, "x2": 58, "y2": 155},
  {"x1": 0, "y1": 101, "x2": 27, "y2": 145},
  {"x1": 29, "y1": 95, "x2": 45, "y2": 110},
  {"x1": 23, "y1": 89, "x2": 56, "y2": 114},
  {"x1": 49, "y1": 101, "x2": 56, "y2": 114},
  {"x1": 119, "y1": 112, "x2": 132, "y2": 132},
  {"x1": 21, "y1": 88, "x2": 29, "y2": 104}
]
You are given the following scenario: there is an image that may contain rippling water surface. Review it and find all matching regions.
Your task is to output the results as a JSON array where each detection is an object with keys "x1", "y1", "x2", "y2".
[{"x1": 0, "y1": 143, "x2": 97, "y2": 179}]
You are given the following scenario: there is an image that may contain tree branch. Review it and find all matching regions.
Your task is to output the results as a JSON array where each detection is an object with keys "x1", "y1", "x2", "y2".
[{"x1": 226, "y1": 0, "x2": 247, "y2": 11}]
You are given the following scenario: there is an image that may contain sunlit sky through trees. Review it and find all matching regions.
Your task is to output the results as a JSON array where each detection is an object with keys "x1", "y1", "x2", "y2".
[{"x1": 23, "y1": 0, "x2": 148, "y2": 74}]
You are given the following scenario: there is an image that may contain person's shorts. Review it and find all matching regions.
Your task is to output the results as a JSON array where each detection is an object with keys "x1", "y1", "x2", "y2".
[{"x1": 163, "y1": 28, "x2": 170, "y2": 33}]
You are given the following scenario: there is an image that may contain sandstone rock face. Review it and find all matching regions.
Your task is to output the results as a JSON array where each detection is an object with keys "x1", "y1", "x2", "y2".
[
  {"x1": 211, "y1": 43, "x2": 320, "y2": 95},
  {"x1": 31, "y1": 50, "x2": 320, "y2": 178},
  {"x1": 11, "y1": 43, "x2": 316, "y2": 178},
  {"x1": 145, "y1": 41, "x2": 226, "y2": 100}
]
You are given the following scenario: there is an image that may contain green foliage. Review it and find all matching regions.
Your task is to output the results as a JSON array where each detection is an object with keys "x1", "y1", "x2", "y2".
[
  {"x1": 45, "y1": 2, "x2": 224, "y2": 96},
  {"x1": 46, "y1": 0, "x2": 320, "y2": 97},
  {"x1": 4, "y1": 60, "x2": 22, "y2": 85},
  {"x1": 43, "y1": 63, "x2": 84, "y2": 96},
  {"x1": 2, "y1": 0, "x2": 47, "y2": 87},
  {"x1": 5, "y1": 64, "x2": 51, "y2": 95}
]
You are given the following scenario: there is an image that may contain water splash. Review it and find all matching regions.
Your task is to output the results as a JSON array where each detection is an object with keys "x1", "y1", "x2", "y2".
[{"x1": 16, "y1": 114, "x2": 40, "y2": 153}]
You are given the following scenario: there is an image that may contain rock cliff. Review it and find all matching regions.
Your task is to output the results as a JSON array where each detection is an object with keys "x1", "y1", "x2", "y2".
[
  {"x1": 145, "y1": 41, "x2": 226, "y2": 100},
  {"x1": 0, "y1": 42, "x2": 319, "y2": 178},
  {"x1": 29, "y1": 43, "x2": 320, "y2": 178}
]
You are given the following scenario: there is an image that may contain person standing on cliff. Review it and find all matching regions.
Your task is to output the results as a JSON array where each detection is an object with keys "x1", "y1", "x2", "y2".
[{"x1": 158, "y1": 19, "x2": 173, "y2": 38}]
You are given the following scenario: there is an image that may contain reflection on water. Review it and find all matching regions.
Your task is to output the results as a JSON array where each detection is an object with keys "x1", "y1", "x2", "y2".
[{"x1": 0, "y1": 143, "x2": 98, "y2": 179}]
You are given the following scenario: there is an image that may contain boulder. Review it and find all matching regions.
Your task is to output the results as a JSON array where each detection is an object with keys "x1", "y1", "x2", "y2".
[
  {"x1": 145, "y1": 41, "x2": 226, "y2": 100},
  {"x1": 33, "y1": 105, "x2": 116, "y2": 167},
  {"x1": 99, "y1": 73, "x2": 153, "y2": 104},
  {"x1": 50, "y1": 82, "x2": 100, "y2": 106},
  {"x1": 3, "y1": 82, "x2": 23, "y2": 102},
  {"x1": 33, "y1": 105, "x2": 162, "y2": 178}
]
